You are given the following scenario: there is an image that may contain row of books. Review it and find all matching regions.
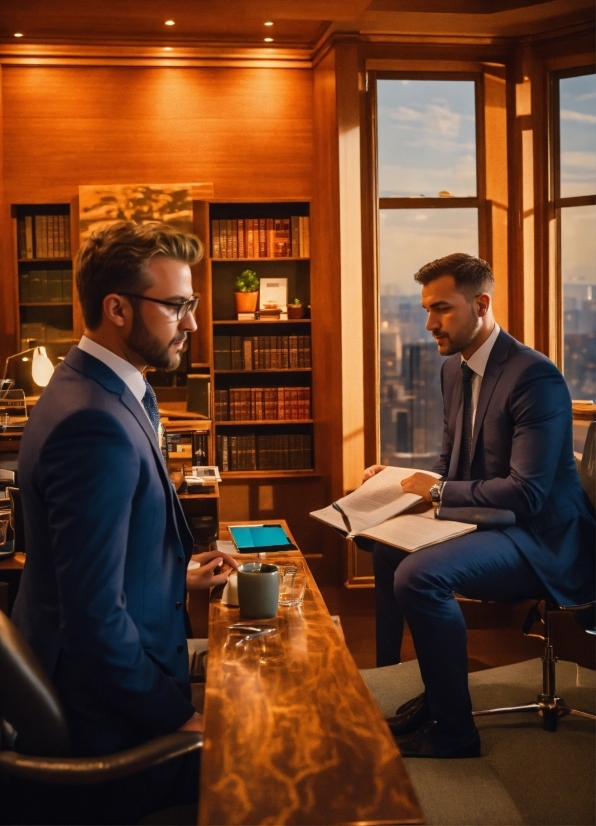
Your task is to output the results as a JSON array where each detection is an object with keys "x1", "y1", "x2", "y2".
[
  {"x1": 211, "y1": 216, "x2": 309, "y2": 259},
  {"x1": 214, "y1": 335, "x2": 311, "y2": 370},
  {"x1": 215, "y1": 387, "x2": 311, "y2": 421},
  {"x1": 21, "y1": 322, "x2": 74, "y2": 345},
  {"x1": 17, "y1": 215, "x2": 71, "y2": 259},
  {"x1": 19, "y1": 269, "x2": 73, "y2": 303},
  {"x1": 216, "y1": 433, "x2": 313, "y2": 471}
]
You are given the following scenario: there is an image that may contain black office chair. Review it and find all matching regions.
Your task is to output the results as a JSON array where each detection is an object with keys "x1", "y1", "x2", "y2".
[
  {"x1": 0, "y1": 609, "x2": 202, "y2": 821},
  {"x1": 6, "y1": 487, "x2": 24, "y2": 555},
  {"x1": 469, "y1": 420, "x2": 596, "y2": 731}
]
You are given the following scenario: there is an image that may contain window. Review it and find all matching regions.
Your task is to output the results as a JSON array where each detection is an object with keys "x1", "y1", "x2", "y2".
[
  {"x1": 553, "y1": 69, "x2": 596, "y2": 401},
  {"x1": 376, "y1": 77, "x2": 481, "y2": 468}
]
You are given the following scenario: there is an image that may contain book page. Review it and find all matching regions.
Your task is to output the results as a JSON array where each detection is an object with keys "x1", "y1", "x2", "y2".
[
  {"x1": 359, "y1": 512, "x2": 476, "y2": 552},
  {"x1": 309, "y1": 466, "x2": 440, "y2": 537}
]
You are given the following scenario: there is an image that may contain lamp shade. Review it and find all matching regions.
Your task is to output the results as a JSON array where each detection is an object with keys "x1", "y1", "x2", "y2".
[{"x1": 31, "y1": 347, "x2": 54, "y2": 387}]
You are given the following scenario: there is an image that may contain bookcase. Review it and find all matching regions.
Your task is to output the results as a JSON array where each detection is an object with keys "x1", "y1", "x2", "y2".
[
  {"x1": 11, "y1": 204, "x2": 75, "y2": 387},
  {"x1": 193, "y1": 200, "x2": 315, "y2": 479}
]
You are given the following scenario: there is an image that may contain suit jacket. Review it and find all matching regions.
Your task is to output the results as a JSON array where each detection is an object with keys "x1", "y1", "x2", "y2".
[
  {"x1": 12, "y1": 347, "x2": 196, "y2": 756},
  {"x1": 436, "y1": 329, "x2": 595, "y2": 607}
]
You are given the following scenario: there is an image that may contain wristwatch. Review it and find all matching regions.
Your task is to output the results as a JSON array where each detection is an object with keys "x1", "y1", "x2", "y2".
[{"x1": 429, "y1": 480, "x2": 445, "y2": 513}]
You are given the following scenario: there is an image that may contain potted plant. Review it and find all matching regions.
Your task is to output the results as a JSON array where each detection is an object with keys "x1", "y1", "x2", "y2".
[
  {"x1": 287, "y1": 298, "x2": 304, "y2": 319},
  {"x1": 234, "y1": 269, "x2": 259, "y2": 314}
]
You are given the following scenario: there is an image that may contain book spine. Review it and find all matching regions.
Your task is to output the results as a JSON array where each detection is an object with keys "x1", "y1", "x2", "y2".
[
  {"x1": 24, "y1": 216, "x2": 34, "y2": 259},
  {"x1": 34, "y1": 216, "x2": 43, "y2": 258},
  {"x1": 302, "y1": 216, "x2": 310, "y2": 257},
  {"x1": 291, "y1": 216, "x2": 300, "y2": 258},
  {"x1": 231, "y1": 219, "x2": 238, "y2": 259},
  {"x1": 219, "y1": 220, "x2": 228, "y2": 259},
  {"x1": 230, "y1": 336, "x2": 242, "y2": 370},
  {"x1": 19, "y1": 270, "x2": 30, "y2": 303},
  {"x1": 242, "y1": 337, "x2": 253, "y2": 370},
  {"x1": 211, "y1": 220, "x2": 221, "y2": 258},
  {"x1": 258, "y1": 218, "x2": 267, "y2": 257},
  {"x1": 237, "y1": 218, "x2": 245, "y2": 258},
  {"x1": 226, "y1": 219, "x2": 234, "y2": 258},
  {"x1": 266, "y1": 217, "x2": 274, "y2": 257}
]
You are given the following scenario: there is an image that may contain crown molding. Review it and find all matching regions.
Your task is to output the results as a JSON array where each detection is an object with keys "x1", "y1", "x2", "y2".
[{"x1": 0, "y1": 41, "x2": 313, "y2": 69}]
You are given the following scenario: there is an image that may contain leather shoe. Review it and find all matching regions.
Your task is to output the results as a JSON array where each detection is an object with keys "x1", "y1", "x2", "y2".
[
  {"x1": 386, "y1": 693, "x2": 432, "y2": 736},
  {"x1": 395, "y1": 721, "x2": 481, "y2": 759}
]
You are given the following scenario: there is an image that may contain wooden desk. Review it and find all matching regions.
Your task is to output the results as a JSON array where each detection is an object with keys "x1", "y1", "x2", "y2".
[{"x1": 199, "y1": 522, "x2": 423, "y2": 826}]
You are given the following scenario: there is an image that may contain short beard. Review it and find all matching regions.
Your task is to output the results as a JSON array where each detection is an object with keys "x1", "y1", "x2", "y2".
[
  {"x1": 127, "y1": 308, "x2": 185, "y2": 370},
  {"x1": 435, "y1": 304, "x2": 481, "y2": 356}
]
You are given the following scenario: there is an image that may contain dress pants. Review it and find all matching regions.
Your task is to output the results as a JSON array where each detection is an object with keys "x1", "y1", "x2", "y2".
[{"x1": 371, "y1": 530, "x2": 546, "y2": 736}]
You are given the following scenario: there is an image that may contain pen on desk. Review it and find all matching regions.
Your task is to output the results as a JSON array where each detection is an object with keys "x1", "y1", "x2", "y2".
[{"x1": 332, "y1": 501, "x2": 352, "y2": 535}]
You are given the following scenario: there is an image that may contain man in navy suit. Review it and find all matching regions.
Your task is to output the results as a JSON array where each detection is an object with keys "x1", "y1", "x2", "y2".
[
  {"x1": 362, "y1": 253, "x2": 595, "y2": 759},
  {"x1": 12, "y1": 221, "x2": 236, "y2": 819}
]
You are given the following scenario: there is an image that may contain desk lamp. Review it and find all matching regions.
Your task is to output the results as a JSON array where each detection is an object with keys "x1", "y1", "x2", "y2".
[{"x1": 2, "y1": 345, "x2": 55, "y2": 389}]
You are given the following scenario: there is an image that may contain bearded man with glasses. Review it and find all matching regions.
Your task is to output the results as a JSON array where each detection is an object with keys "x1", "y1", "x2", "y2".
[{"x1": 11, "y1": 221, "x2": 237, "y2": 823}]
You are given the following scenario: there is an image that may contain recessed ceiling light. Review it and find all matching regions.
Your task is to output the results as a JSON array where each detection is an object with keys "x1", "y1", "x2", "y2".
[
  {"x1": 165, "y1": 20, "x2": 175, "y2": 26},
  {"x1": 163, "y1": 47, "x2": 173, "y2": 51},
  {"x1": 264, "y1": 21, "x2": 273, "y2": 26},
  {"x1": 14, "y1": 32, "x2": 24, "y2": 37},
  {"x1": 264, "y1": 37, "x2": 273, "y2": 42}
]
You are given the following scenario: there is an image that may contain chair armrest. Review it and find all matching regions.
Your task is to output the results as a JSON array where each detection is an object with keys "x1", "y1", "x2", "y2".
[
  {"x1": 0, "y1": 730, "x2": 202, "y2": 785},
  {"x1": 437, "y1": 507, "x2": 516, "y2": 529}
]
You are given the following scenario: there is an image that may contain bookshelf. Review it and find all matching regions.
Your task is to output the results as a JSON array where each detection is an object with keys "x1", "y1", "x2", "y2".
[
  {"x1": 11, "y1": 204, "x2": 75, "y2": 389},
  {"x1": 195, "y1": 201, "x2": 315, "y2": 478}
]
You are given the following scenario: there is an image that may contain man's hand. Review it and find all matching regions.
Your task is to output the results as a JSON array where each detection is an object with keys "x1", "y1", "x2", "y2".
[
  {"x1": 178, "y1": 711, "x2": 204, "y2": 733},
  {"x1": 362, "y1": 464, "x2": 386, "y2": 483},
  {"x1": 186, "y1": 550, "x2": 238, "y2": 591},
  {"x1": 400, "y1": 472, "x2": 438, "y2": 503}
]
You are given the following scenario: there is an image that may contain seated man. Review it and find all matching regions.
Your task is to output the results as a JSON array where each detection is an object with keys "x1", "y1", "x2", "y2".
[
  {"x1": 362, "y1": 253, "x2": 595, "y2": 759},
  {"x1": 11, "y1": 221, "x2": 236, "y2": 822}
]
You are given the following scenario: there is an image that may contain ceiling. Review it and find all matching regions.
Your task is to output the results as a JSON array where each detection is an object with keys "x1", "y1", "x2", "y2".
[{"x1": 0, "y1": 0, "x2": 593, "y2": 51}]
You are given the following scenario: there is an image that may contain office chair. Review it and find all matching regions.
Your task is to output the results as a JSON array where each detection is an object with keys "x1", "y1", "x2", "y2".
[
  {"x1": 0, "y1": 609, "x2": 202, "y2": 819},
  {"x1": 6, "y1": 487, "x2": 24, "y2": 554},
  {"x1": 469, "y1": 420, "x2": 596, "y2": 732}
]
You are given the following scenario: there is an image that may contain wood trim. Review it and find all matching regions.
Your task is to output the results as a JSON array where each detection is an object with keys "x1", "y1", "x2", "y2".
[
  {"x1": 556, "y1": 195, "x2": 596, "y2": 209},
  {"x1": 361, "y1": 69, "x2": 379, "y2": 469},
  {"x1": 379, "y1": 197, "x2": 480, "y2": 209},
  {"x1": 0, "y1": 43, "x2": 313, "y2": 69}
]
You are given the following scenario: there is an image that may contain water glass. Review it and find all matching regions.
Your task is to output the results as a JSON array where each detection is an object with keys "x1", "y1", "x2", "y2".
[{"x1": 278, "y1": 563, "x2": 306, "y2": 606}]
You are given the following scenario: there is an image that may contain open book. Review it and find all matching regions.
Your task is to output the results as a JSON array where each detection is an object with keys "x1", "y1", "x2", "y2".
[{"x1": 310, "y1": 466, "x2": 476, "y2": 552}]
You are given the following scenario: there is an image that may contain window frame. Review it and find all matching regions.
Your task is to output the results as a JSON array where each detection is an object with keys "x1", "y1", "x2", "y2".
[{"x1": 549, "y1": 65, "x2": 596, "y2": 370}]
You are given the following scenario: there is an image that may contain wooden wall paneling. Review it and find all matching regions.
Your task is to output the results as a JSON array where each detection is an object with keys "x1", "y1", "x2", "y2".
[
  {"x1": 1, "y1": 66, "x2": 313, "y2": 205},
  {"x1": 335, "y1": 41, "x2": 365, "y2": 495},
  {"x1": 191, "y1": 199, "x2": 211, "y2": 368},
  {"x1": 0, "y1": 66, "x2": 17, "y2": 374},
  {"x1": 312, "y1": 47, "x2": 345, "y2": 585},
  {"x1": 530, "y1": 44, "x2": 550, "y2": 358},
  {"x1": 361, "y1": 65, "x2": 379, "y2": 470},
  {"x1": 483, "y1": 62, "x2": 510, "y2": 329}
]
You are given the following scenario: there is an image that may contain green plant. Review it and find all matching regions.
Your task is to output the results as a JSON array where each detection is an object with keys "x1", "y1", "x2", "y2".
[
  {"x1": 235, "y1": 269, "x2": 259, "y2": 293},
  {"x1": 291, "y1": 298, "x2": 302, "y2": 306}
]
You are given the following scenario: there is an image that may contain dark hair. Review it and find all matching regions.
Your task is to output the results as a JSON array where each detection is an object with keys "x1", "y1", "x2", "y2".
[
  {"x1": 75, "y1": 221, "x2": 204, "y2": 329},
  {"x1": 414, "y1": 253, "x2": 494, "y2": 300}
]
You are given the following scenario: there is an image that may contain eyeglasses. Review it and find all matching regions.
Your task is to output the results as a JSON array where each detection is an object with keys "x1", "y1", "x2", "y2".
[{"x1": 119, "y1": 293, "x2": 200, "y2": 320}]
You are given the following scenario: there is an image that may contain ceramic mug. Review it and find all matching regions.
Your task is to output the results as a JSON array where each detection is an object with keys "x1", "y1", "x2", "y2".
[{"x1": 237, "y1": 562, "x2": 279, "y2": 619}]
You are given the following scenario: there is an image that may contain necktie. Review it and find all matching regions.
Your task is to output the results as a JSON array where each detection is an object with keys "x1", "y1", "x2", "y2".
[
  {"x1": 142, "y1": 378, "x2": 161, "y2": 437},
  {"x1": 458, "y1": 362, "x2": 474, "y2": 481}
]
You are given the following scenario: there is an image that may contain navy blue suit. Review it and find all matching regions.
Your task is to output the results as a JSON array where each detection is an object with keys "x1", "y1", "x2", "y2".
[
  {"x1": 12, "y1": 347, "x2": 196, "y2": 758},
  {"x1": 371, "y1": 330, "x2": 595, "y2": 735}
]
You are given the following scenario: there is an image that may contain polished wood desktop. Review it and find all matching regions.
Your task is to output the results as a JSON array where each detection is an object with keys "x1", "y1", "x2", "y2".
[{"x1": 198, "y1": 521, "x2": 423, "y2": 826}]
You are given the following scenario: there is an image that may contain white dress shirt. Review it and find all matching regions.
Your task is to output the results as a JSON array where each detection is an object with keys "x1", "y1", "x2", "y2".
[{"x1": 77, "y1": 335, "x2": 151, "y2": 425}]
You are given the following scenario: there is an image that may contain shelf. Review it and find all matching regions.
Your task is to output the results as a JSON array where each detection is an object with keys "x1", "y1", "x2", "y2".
[
  {"x1": 211, "y1": 257, "x2": 309, "y2": 262},
  {"x1": 216, "y1": 419, "x2": 313, "y2": 425},
  {"x1": 213, "y1": 319, "x2": 311, "y2": 325},
  {"x1": 19, "y1": 302, "x2": 72, "y2": 307},
  {"x1": 18, "y1": 258, "x2": 72, "y2": 264},
  {"x1": 220, "y1": 470, "x2": 319, "y2": 479},
  {"x1": 215, "y1": 368, "x2": 311, "y2": 374}
]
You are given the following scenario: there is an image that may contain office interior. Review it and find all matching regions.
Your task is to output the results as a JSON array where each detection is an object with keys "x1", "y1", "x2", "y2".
[{"x1": 0, "y1": 2, "x2": 594, "y2": 825}]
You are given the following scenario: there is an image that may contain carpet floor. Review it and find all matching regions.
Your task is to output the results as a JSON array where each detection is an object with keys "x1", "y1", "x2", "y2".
[{"x1": 360, "y1": 658, "x2": 596, "y2": 826}]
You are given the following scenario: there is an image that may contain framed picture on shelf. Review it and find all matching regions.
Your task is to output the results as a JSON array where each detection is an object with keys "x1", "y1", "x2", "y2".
[{"x1": 259, "y1": 277, "x2": 288, "y2": 311}]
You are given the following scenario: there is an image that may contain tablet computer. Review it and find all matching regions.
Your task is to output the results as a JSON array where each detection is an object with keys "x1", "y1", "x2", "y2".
[{"x1": 228, "y1": 524, "x2": 297, "y2": 553}]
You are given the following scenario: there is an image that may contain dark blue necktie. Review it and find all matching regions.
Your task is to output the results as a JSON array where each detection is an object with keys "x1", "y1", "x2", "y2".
[
  {"x1": 142, "y1": 378, "x2": 160, "y2": 437},
  {"x1": 458, "y1": 362, "x2": 474, "y2": 481}
]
